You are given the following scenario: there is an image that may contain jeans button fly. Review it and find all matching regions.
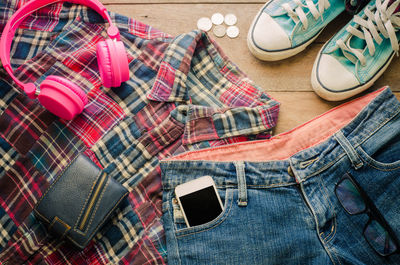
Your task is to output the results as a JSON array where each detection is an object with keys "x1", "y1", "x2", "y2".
[{"x1": 288, "y1": 166, "x2": 295, "y2": 177}]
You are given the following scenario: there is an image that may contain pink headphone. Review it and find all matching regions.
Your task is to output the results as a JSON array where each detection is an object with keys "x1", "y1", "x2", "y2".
[{"x1": 0, "y1": 0, "x2": 130, "y2": 120}]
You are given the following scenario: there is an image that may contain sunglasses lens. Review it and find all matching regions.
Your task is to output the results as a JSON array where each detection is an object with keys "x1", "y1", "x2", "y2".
[
  {"x1": 364, "y1": 220, "x2": 397, "y2": 256},
  {"x1": 336, "y1": 178, "x2": 366, "y2": 214}
]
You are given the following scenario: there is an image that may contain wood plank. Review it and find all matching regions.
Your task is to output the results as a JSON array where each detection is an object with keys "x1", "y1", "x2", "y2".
[
  {"x1": 271, "y1": 92, "x2": 400, "y2": 134},
  {"x1": 105, "y1": 4, "x2": 400, "y2": 92},
  {"x1": 104, "y1": 3, "x2": 346, "y2": 42}
]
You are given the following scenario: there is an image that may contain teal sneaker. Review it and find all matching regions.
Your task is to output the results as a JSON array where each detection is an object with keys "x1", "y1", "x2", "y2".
[
  {"x1": 247, "y1": 0, "x2": 346, "y2": 61},
  {"x1": 312, "y1": 0, "x2": 400, "y2": 101}
]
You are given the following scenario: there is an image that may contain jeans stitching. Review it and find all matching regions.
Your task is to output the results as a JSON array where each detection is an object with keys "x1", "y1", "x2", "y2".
[
  {"x1": 361, "y1": 159, "x2": 400, "y2": 172},
  {"x1": 319, "y1": 220, "x2": 341, "y2": 265},
  {"x1": 355, "y1": 106, "x2": 400, "y2": 149},
  {"x1": 317, "y1": 177, "x2": 337, "y2": 243},
  {"x1": 167, "y1": 192, "x2": 182, "y2": 263},
  {"x1": 298, "y1": 180, "x2": 337, "y2": 265},
  {"x1": 318, "y1": 177, "x2": 335, "y2": 216},
  {"x1": 324, "y1": 218, "x2": 337, "y2": 244},
  {"x1": 303, "y1": 153, "x2": 347, "y2": 181},
  {"x1": 357, "y1": 147, "x2": 400, "y2": 171},
  {"x1": 215, "y1": 183, "x2": 297, "y2": 189},
  {"x1": 330, "y1": 244, "x2": 343, "y2": 265}
]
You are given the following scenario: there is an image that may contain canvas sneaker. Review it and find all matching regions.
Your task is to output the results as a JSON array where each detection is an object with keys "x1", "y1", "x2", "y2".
[
  {"x1": 247, "y1": 0, "x2": 346, "y2": 61},
  {"x1": 312, "y1": 0, "x2": 400, "y2": 101}
]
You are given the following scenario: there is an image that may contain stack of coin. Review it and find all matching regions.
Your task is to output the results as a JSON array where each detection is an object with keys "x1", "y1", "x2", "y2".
[{"x1": 197, "y1": 13, "x2": 240, "y2": 39}]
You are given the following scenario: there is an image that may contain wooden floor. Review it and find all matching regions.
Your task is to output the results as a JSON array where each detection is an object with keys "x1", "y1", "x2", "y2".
[{"x1": 101, "y1": 0, "x2": 400, "y2": 134}]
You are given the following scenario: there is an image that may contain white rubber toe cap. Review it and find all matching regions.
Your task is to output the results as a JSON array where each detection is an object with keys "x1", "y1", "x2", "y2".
[
  {"x1": 251, "y1": 12, "x2": 291, "y2": 51},
  {"x1": 316, "y1": 54, "x2": 360, "y2": 92}
]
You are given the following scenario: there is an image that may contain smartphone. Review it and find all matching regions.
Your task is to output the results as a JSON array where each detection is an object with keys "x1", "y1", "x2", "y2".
[{"x1": 175, "y1": 176, "x2": 224, "y2": 227}]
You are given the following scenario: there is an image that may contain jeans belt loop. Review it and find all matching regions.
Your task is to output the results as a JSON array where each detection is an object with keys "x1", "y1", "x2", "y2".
[
  {"x1": 235, "y1": 161, "x2": 248, "y2": 207},
  {"x1": 334, "y1": 130, "x2": 364, "y2": 170}
]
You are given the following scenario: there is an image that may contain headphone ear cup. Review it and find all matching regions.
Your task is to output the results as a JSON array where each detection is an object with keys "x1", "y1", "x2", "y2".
[
  {"x1": 96, "y1": 40, "x2": 113, "y2": 88},
  {"x1": 114, "y1": 40, "x2": 129, "y2": 83},
  {"x1": 96, "y1": 39, "x2": 129, "y2": 88},
  {"x1": 38, "y1": 75, "x2": 88, "y2": 120}
]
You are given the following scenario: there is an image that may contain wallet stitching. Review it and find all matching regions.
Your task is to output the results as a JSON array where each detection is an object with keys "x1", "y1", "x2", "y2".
[
  {"x1": 74, "y1": 169, "x2": 104, "y2": 232},
  {"x1": 75, "y1": 174, "x2": 109, "y2": 235},
  {"x1": 35, "y1": 153, "x2": 81, "y2": 210},
  {"x1": 79, "y1": 177, "x2": 110, "y2": 234},
  {"x1": 34, "y1": 209, "x2": 50, "y2": 223},
  {"x1": 78, "y1": 172, "x2": 108, "y2": 232},
  {"x1": 67, "y1": 190, "x2": 129, "y2": 249},
  {"x1": 49, "y1": 216, "x2": 71, "y2": 239}
]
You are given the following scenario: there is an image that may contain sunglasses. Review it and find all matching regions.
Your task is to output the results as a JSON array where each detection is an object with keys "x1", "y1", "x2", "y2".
[{"x1": 335, "y1": 173, "x2": 399, "y2": 257}]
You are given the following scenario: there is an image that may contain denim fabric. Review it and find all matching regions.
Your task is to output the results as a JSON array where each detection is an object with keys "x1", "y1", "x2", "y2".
[{"x1": 161, "y1": 87, "x2": 400, "y2": 264}]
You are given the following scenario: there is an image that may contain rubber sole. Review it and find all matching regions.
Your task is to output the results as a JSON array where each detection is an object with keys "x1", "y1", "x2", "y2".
[
  {"x1": 311, "y1": 45, "x2": 395, "y2": 101},
  {"x1": 247, "y1": 29, "x2": 322, "y2": 61},
  {"x1": 247, "y1": 1, "x2": 323, "y2": 61}
]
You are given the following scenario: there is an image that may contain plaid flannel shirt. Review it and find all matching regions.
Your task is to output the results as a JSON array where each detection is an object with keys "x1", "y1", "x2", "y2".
[{"x1": 0, "y1": 1, "x2": 280, "y2": 264}]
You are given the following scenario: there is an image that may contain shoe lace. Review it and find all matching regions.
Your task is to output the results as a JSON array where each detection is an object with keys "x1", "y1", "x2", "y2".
[
  {"x1": 282, "y1": 0, "x2": 331, "y2": 30},
  {"x1": 337, "y1": 0, "x2": 400, "y2": 66}
]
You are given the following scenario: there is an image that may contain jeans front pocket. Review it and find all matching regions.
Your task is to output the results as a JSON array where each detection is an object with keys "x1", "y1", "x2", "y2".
[
  {"x1": 356, "y1": 113, "x2": 400, "y2": 171},
  {"x1": 357, "y1": 146, "x2": 400, "y2": 172},
  {"x1": 171, "y1": 188, "x2": 234, "y2": 238},
  {"x1": 356, "y1": 135, "x2": 400, "y2": 172}
]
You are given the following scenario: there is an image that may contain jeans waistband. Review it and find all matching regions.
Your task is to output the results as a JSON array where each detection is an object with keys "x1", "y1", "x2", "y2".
[{"x1": 160, "y1": 87, "x2": 400, "y2": 190}]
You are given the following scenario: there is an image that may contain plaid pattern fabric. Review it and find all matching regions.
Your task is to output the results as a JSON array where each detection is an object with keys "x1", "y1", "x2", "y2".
[
  {"x1": 0, "y1": 156, "x2": 48, "y2": 226},
  {"x1": 62, "y1": 87, "x2": 126, "y2": 147},
  {"x1": 0, "y1": 135, "x2": 18, "y2": 176},
  {"x1": 0, "y1": 94, "x2": 56, "y2": 155},
  {"x1": 0, "y1": 1, "x2": 280, "y2": 264},
  {"x1": 27, "y1": 121, "x2": 86, "y2": 182}
]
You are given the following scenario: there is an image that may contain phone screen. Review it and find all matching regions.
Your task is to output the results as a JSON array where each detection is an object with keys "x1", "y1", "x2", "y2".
[{"x1": 179, "y1": 186, "x2": 223, "y2": 227}]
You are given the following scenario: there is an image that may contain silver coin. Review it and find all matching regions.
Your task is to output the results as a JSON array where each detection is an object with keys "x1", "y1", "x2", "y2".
[
  {"x1": 197, "y1": 17, "x2": 213, "y2": 31},
  {"x1": 224, "y1": 14, "x2": 237, "y2": 26},
  {"x1": 226, "y1": 26, "x2": 240, "y2": 38},
  {"x1": 213, "y1": 25, "x2": 226, "y2": 38},
  {"x1": 211, "y1": 13, "x2": 224, "y2": 25}
]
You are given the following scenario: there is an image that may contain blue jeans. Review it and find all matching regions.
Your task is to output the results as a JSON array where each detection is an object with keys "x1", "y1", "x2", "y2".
[{"x1": 160, "y1": 87, "x2": 400, "y2": 264}]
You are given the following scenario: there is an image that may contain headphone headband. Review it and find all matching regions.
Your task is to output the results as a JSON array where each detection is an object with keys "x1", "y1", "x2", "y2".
[{"x1": 0, "y1": 0, "x2": 119, "y2": 98}]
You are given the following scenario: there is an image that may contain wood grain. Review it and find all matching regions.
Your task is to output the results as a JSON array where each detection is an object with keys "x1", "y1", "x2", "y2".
[
  {"x1": 102, "y1": 2, "x2": 400, "y2": 133},
  {"x1": 104, "y1": 3, "x2": 350, "y2": 42}
]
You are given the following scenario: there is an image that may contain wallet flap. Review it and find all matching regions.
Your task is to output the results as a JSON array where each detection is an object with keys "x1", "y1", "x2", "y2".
[{"x1": 49, "y1": 216, "x2": 71, "y2": 238}]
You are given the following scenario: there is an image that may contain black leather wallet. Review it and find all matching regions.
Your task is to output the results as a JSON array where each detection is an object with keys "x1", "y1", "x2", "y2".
[{"x1": 34, "y1": 153, "x2": 128, "y2": 249}]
